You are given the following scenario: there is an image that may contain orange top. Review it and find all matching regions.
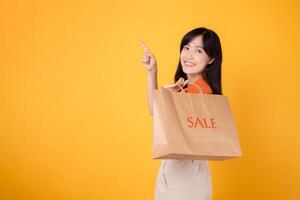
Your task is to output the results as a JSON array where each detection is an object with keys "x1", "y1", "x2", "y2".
[{"x1": 184, "y1": 78, "x2": 213, "y2": 94}]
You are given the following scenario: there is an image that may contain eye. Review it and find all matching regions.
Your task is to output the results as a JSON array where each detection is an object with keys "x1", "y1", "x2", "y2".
[
  {"x1": 184, "y1": 46, "x2": 189, "y2": 50},
  {"x1": 196, "y1": 49, "x2": 202, "y2": 53}
]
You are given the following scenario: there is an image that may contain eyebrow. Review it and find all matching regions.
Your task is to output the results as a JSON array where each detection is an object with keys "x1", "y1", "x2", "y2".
[{"x1": 186, "y1": 44, "x2": 204, "y2": 48}]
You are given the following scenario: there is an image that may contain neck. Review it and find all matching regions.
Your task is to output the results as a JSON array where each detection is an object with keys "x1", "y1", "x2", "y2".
[{"x1": 187, "y1": 73, "x2": 204, "y2": 85}]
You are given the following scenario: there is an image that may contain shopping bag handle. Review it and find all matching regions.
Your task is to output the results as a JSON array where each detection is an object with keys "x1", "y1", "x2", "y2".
[
  {"x1": 177, "y1": 81, "x2": 210, "y2": 117},
  {"x1": 177, "y1": 82, "x2": 204, "y2": 94}
]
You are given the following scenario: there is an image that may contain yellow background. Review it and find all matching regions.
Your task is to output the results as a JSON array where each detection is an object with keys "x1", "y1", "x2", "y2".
[{"x1": 1, "y1": 0, "x2": 299, "y2": 199}]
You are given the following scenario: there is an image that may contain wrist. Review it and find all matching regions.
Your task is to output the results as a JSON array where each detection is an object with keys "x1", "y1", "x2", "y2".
[{"x1": 147, "y1": 69, "x2": 157, "y2": 77}]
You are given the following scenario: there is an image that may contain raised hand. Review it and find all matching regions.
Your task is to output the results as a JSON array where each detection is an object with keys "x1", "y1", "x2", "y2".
[{"x1": 139, "y1": 40, "x2": 157, "y2": 73}]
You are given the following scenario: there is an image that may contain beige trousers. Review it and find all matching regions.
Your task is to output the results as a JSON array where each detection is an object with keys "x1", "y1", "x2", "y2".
[{"x1": 154, "y1": 159, "x2": 212, "y2": 200}]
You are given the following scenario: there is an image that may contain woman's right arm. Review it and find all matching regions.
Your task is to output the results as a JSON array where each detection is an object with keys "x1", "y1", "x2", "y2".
[
  {"x1": 147, "y1": 71, "x2": 158, "y2": 116},
  {"x1": 140, "y1": 40, "x2": 187, "y2": 115},
  {"x1": 139, "y1": 40, "x2": 158, "y2": 116}
]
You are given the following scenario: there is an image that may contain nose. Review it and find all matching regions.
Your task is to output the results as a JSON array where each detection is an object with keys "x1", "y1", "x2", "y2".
[{"x1": 186, "y1": 50, "x2": 193, "y2": 60}]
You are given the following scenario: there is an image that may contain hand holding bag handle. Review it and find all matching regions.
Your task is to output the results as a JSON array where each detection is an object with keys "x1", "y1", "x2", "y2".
[{"x1": 176, "y1": 82, "x2": 204, "y2": 94}]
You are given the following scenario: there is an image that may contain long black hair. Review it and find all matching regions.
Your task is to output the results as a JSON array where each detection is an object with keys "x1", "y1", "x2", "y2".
[{"x1": 174, "y1": 27, "x2": 223, "y2": 95}]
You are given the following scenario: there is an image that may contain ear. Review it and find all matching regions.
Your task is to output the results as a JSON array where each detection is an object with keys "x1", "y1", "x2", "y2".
[{"x1": 208, "y1": 58, "x2": 215, "y2": 64}]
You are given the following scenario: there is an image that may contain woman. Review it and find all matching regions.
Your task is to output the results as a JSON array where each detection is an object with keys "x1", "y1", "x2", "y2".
[{"x1": 140, "y1": 27, "x2": 223, "y2": 200}]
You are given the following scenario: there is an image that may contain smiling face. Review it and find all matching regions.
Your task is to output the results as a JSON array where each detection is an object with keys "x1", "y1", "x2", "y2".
[{"x1": 180, "y1": 35, "x2": 214, "y2": 76}]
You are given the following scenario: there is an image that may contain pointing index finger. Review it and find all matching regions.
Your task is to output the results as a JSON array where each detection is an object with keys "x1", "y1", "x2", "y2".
[{"x1": 139, "y1": 40, "x2": 152, "y2": 53}]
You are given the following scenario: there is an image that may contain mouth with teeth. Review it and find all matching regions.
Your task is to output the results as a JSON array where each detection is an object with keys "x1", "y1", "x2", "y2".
[{"x1": 183, "y1": 61, "x2": 196, "y2": 67}]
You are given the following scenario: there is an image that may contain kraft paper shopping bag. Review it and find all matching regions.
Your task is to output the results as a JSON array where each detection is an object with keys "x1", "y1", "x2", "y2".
[{"x1": 152, "y1": 84, "x2": 242, "y2": 160}]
